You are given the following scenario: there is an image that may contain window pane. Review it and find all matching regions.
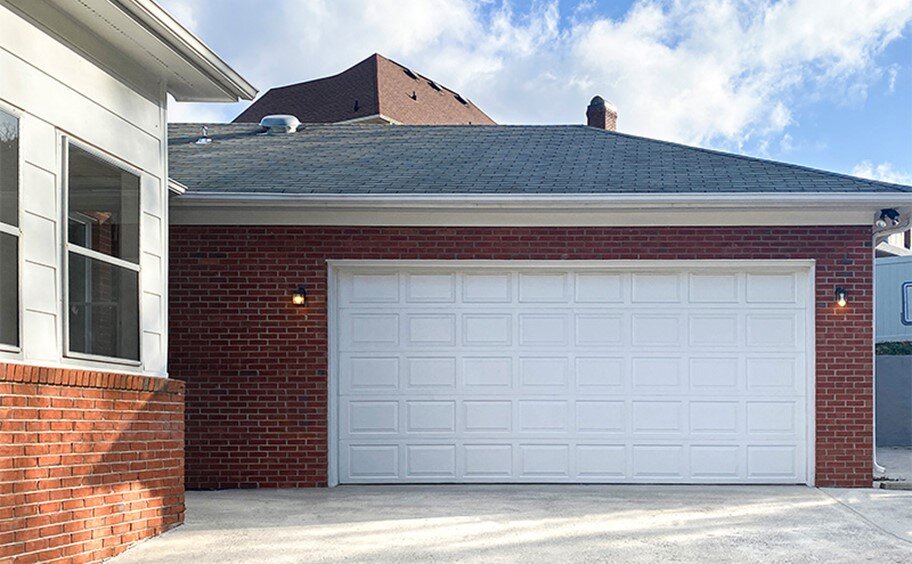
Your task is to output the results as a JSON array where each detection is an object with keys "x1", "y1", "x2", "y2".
[
  {"x1": 0, "y1": 232, "x2": 17, "y2": 347},
  {"x1": 0, "y1": 110, "x2": 17, "y2": 227},
  {"x1": 68, "y1": 252, "x2": 139, "y2": 360},
  {"x1": 67, "y1": 145, "x2": 139, "y2": 262}
]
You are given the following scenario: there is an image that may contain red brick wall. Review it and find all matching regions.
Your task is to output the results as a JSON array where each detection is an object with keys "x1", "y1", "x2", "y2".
[
  {"x1": 0, "y1": 364, "x2": 184, "y2": 563},
  {"x1": 169, "y1": 226, "x2": 874, "y2": 489}
]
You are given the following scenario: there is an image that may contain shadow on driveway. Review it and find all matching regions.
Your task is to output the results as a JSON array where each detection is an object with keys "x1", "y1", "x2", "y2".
[{"x1": 110, "y1": 485, "x2": 912, "y2": 563}]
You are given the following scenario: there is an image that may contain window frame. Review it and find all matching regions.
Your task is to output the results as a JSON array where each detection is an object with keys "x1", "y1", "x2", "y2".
[
  {"x1": 902, "y1": 281, "x2": 912, "y2": 327},
  {"x1": 0, "y1": 102, "x2": 22, "y2": 354},
  {"x1": 61, "y1": 136, "x2": 143, "y2": 366}
]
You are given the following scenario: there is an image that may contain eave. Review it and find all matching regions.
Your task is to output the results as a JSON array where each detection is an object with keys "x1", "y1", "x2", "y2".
[{"x1": 169, "y1": 192, "x2": 912, "y2": 227}]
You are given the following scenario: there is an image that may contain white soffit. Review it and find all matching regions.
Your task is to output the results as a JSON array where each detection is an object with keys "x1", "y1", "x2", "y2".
[{"x1": 9, "y1": 0, "x2": 256, "y2": 102}]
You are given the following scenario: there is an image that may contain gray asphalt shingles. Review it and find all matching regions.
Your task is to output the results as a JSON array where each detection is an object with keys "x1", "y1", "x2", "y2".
[{"x1": 167, "y1": 123, "x2": 912, "y2": 195}]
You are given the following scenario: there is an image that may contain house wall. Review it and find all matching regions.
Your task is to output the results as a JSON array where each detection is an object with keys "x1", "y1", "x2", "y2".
[
  {"x1": 875, "y1": 356, "x2": 912, "y2": 446},
  {"x1": 875, "y1": 256, "x2": 912, "y2": 343},
  {"x1": 0, "y1": 1, "x2": 169, "y2": 376},
  {"x1": 0, "y1": 363, "x2": 184, "y2": 563},
  {"x1": 0, "y1": 4, "x2": 178, "y2": 561},
  {"x1": 169, "y1": 225, "x2": 875, "y2": 489}
]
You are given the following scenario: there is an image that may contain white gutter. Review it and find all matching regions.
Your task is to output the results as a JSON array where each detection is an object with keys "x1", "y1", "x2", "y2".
[
  {"x1": 114, "y1": 0, "x2": 257, "y2": 101},
  {"x1": 171, "y1": 191, "x2": 912, "y2": 209}
]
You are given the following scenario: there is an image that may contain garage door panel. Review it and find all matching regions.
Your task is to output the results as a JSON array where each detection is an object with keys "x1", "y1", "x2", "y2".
[
  {"x1": 631, "y1": 314, "x2": 683, "y2": 346},
  {"x1": 520, "y1": 445, "x2": 570, "y2": 477},
  {"x1": 406, "y1": 356, "x2": 457, "y2": 389},
  {"x1": 519, "y1": 357, "x2": 569, "y2": 389},
  {"x1": 690, "y1": 402, "x2": 740, "y2": 434},
  {"x1": 341, "y1": 356, "x2": 400, "y2": 393},
  {"x1": 335, "y1": 264, "x2": 811, "y2": 484},
  {"x1": 405, "y1": 273, "x2": 456, "y2": 303},
  {"x1": 632, "y1": 357, "x2": 683, "y2": 390},
  {"x1": 463, "y1": 314, "x2": 512, "y2": 346},
  {"x1": 575, "y1": 273, "x2": 623, "y2": 303},
  {"x1": 576, "y1": 401, "x2": 626, "y2": 433},
  {"x1": 576, "y1": 357, "x2": 625, "y2": 390},
  {"x1": 519, "y1": 273, "x2": 569, "y2": 302},
  {"x1": 689, "y1": 273, "x2": 739, "y2": 303},
  {"x1": 690, "y1": 445, "x2": 742, "y2": 479},
  {"x1": 689, "y1": 357, "x2": 741, "y2": 390},
  {"x1": 463, "y1": 356, "x2": 513, "y2": 389},
  {"x1": 632, "y1": 273, "x2": 681, "y2": 303},
  {"x1": 463, "y1": 273, "x2": 512, "y2": 303}
]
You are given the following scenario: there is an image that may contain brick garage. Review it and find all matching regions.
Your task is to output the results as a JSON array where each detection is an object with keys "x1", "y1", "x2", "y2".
[
  {"x1": 0, "y1": 365, "x2": 184, "y2": 563},
  {"x1": 169, "y1": 225, "x2": 873, "y2": 489}
]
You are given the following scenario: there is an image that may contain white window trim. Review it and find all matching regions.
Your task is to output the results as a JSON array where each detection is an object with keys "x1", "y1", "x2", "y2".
[
  {"x1": 61, "y1": 136, "x2": 143, "y2": 367},
  {"x1": 0, "y1": 101, "x2": 22, "y2": 354}
]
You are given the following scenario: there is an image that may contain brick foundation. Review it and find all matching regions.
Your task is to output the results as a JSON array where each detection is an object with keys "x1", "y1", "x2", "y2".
[
  {"x1": 0, "y1": 363, "x2": 184, "y2": 563},
  {"x1": 170, "y1": 225, "x2": 874, "y2": 489}
]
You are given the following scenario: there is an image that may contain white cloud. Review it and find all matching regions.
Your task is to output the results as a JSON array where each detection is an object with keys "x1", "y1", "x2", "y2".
[
  {"x1": 160, "y1": 0, "x2": 912, "y2": 151},
  {"x1": 887, "y1": 63, "x2": 900, "y2": 93},
  {"x1": 851, "y1": 161, "x2": 912, "y2": 185}
]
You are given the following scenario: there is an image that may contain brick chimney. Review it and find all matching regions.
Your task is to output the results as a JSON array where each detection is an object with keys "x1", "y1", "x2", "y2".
[{"x1": 586, "y1": 96, "x2": 617, "y2": 131}]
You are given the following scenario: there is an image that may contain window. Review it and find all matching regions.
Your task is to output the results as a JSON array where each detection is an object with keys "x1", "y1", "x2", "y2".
[
  {"x1": 66, "y1": 143, "x2": 140, "y2": 362},
  {"x1": 0, "y1": 109, "x2": 18, "y2": 349}
]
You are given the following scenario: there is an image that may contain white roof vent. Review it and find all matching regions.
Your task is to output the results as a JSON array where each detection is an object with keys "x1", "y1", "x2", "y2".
[{"x1": 259, "y1": 114, "x2": 300, "y2": 134}]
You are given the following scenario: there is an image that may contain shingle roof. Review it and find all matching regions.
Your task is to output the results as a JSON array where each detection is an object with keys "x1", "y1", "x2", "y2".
[
  {"x1": 167, "y1": 123, "x2": 912, "y2": 195},
  {"x1": 233, "y1": 54, "x2": 495, "y2": 126}
]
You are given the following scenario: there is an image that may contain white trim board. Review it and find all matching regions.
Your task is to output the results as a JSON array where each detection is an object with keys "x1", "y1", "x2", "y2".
[{"x1": 171, "y1": 193, "x2": 912, "y2": 227}]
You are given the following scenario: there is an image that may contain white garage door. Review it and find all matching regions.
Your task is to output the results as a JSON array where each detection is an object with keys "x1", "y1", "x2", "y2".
[{"x1": 331, "y1": 262, "x2": 812, "y2": 484}]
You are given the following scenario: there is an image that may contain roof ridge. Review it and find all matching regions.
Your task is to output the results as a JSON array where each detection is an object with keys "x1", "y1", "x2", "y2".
[{"x1": 582, "y1": 126, "x2": 912, "y2": 192}]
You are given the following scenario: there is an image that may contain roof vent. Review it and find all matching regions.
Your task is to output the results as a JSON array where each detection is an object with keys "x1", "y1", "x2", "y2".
[
  {"x1": 427, "y1": 80, "x2": 441, "y2": 92},
  {"x1": 454, "y1": 93, "x2": 468, "y2": 105},
  {"x1": 259, "y1": 114, "x2": 300, "y2": 134},
  {"x1": 403, "y1": 68, "x2": 418, "y2": 80}
]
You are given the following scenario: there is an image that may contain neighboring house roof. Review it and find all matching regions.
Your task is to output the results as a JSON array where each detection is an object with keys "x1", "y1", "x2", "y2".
[
  {"x1": 168, "y1": 123, "x2": 912, "y2": 196},
  {"x1": 233, "y1": 54, "x2": 495, "y2": 125},
  {"x1": 6, "y1": 0, "x2": 256, "y2": 101}
]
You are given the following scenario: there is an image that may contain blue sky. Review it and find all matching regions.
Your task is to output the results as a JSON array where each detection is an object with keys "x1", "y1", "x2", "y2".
[{"x1": 161, "y1": 0, "x2": 912, "y2": 183}]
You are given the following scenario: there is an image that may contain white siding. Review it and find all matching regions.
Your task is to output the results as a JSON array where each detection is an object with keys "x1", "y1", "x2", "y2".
[
  {"x1": 876, "y1": 256, "x2": 912, "y2": 343},
  {"x1": 0, "y1": 2, "x2": 168, "y2": 376}
]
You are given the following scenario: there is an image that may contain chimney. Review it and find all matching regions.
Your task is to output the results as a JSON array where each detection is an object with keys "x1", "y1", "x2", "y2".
[{"x1": 586, "y1": 96, "x2": 617, "y2": 131}]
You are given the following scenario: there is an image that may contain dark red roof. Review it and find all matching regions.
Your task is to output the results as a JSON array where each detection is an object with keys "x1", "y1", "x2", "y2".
[{"x1": 233, "y1": 54, "x2": 495, "y2": 125}]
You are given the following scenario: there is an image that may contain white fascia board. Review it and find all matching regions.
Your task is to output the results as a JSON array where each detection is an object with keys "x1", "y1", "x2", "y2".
[
  {"x1": 113, "y1": 0, "x2": 257, "y2": 101},
  {"x1": 169, "y1": 191, "x2": 912, "y2": 227},
  {"x1": 172, "y1": 191, "x2": 912, "y2": 208},
  {"x1": 167, "y1": 178, "x2": 188, "y2": 195}
]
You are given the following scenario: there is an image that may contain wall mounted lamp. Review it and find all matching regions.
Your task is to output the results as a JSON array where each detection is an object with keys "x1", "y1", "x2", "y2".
[
  {"x1": 835, "y1": 287, "x2": 847, "y2": 308},
  {"x1": 292, "y1": 284, "x2": 308, "y2": 306}
]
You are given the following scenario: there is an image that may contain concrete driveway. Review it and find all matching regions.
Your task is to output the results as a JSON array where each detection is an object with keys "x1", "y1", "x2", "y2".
[{"x1": 111, "y1": 486, "x2": 912, "y2": 563}]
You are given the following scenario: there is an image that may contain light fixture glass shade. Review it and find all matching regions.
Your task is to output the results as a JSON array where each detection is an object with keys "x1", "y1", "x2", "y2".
[
  {"x1": 835, "y1": 287, "x2": 847, "y2": 307},
  {"x1": 292, "y1": 285, "x2": 307, "y2": 305}
]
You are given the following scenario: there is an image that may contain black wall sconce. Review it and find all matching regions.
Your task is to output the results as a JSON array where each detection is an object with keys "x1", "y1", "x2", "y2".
[
  {"x1": 292, "y1": 284, "x2": 308, "y2": 306},
  {"x1": 835, "y1": 287, "x2": 847, "y2": 308}
]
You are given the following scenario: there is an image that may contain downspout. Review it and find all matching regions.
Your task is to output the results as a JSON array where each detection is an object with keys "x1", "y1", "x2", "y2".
[{"x1": 871, "y1": 210, "x2": 912, "y2": 478}]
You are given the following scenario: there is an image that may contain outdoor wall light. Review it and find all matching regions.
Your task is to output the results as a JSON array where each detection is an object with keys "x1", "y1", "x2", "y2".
[
  {"x1": 292, "y1": 285, "x2": 308, "y2": 306},
  {"x1": 835, "y1": 287, "x2": 848, "y2": 308}
]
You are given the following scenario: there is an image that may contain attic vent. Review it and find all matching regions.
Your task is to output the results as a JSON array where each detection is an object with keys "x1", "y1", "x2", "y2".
[
  {"x1": 259, "y1": 114, "x2": 300, "y2": 134},
  {"x1": 454, "y1": 93, "x2": 468, "y2": 105},
  {"x1": 427, "y1": 80, "x2": 441, "y2": 92},
  {"x1": 403, "y1": 68, "x2": 418, "y2": 79}
]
